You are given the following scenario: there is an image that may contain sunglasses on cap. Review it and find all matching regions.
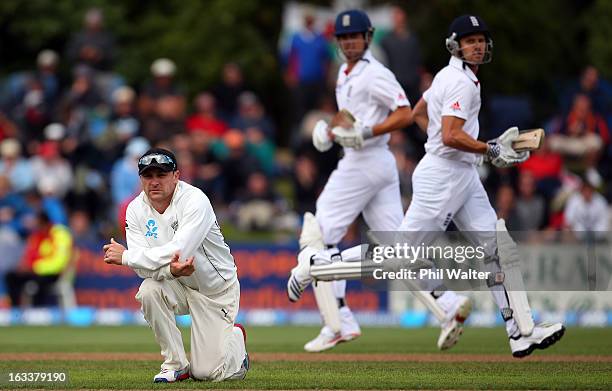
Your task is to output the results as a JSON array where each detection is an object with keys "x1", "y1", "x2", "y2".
[{"x1": 138, "y1": 153, "x2": 176, "y2": 170}]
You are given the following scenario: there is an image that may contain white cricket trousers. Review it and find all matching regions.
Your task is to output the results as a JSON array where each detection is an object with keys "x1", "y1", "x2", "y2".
[
  {"x1": 316, "y1": 148, "x2": 404, "y2": 299},
  {"x1": 136, "y1": 278, "x2": 245, "y2": 381},
  {"x1": 400, "y1": 153, "x2": 497, "y2": 234},
  {"x1": 316, "y1": 148, "x2": 404, "y2": 244},
  {"x1": 400, "y1": 153, "x2": 519, "y2": 337}
]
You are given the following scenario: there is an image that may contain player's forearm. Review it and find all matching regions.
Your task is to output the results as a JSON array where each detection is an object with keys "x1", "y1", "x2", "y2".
[
  {"x1": 441, "y1": 116, "x2": 488, "y2": 154},
  {"x1": 412, "y1": 98, "x2": 428, "y2": 132},
  {"x1": 133, "y1": 264, "x2": 174, "y2": 280},
  {"x1": 372, "y1": 106, "x2": 412, "y2": 136},
  {"x1": 443, "y1": 128, "x2": 488, "y2": 153},
  {"x1": 124, "y1": 217, "x2": 176, "y2": 270},
  {"x1": 122, "y1": 243, "x2": 180, "y2": 270},
  {"x1": 123, "y1": 194, "x2": 213, "y2": 271}
]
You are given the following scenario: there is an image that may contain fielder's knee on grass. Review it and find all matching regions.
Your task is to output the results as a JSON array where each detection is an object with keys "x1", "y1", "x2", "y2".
[{"x1": 190, "y1": 362, "x2": 223, "y2": 382}]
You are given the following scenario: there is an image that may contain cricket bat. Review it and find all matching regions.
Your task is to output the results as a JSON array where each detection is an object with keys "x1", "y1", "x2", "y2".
[
  {"x1": 512, "y1": 128, "x2": 544, "y2": 152},
  {"x1": 335, "y1": 110, "x2": 544, "y2": 152}
]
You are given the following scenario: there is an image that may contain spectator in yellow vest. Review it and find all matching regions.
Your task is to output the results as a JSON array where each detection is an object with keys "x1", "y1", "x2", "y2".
[{"x1": 5, "y1": 211, "x2": 72, "y2": 307}]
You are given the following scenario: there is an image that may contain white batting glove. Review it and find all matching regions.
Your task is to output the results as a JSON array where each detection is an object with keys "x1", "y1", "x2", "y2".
[
  {"x1": 312, "y1": 120, "x2": 332, "y2": 152},
  {"x1": 331, "y1": 121, "x2": 373, "y2": 149},
  {"x1": 491, "y1": 150, "x2": 530, "y2": 167},
  {"x1": 485, "y1": 126, "x2": 530, "y2": 168}
]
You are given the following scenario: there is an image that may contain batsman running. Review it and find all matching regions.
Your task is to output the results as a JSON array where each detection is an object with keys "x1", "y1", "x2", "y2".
[
  {"x1": 289, "y1": 14, "x2": 565, "y2": 358},
  {"x1": 289, "y1": 9, "x2": 472, "y2": 353}
]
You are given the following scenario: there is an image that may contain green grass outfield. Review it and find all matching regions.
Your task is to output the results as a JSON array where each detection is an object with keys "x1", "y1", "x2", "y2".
[{"x1": 0, "y1": 326, "x2": 611, "y2": 390}]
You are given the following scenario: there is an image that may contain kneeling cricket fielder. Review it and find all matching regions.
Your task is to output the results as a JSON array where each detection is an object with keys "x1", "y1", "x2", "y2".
[{"x1": 104, "y1": 148, "x2": 249, "y2": 381}]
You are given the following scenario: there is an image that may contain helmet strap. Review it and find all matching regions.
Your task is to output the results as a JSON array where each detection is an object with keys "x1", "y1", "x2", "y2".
[{"x1": 363, "y1": 32, "x2": 371, "y2": 50}]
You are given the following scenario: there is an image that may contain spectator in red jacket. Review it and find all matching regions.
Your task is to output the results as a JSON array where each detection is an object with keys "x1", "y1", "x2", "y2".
[
  {"x1": 519, "y1": 138, "x2": 564, "y2": 202},
  {"x1": 186, "y1": 92, "x2": 228, "y2": 138}
]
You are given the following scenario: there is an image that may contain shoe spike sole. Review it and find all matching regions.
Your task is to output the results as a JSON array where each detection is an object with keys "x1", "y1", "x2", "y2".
[{"x1": 512, "y1": 326, "x2": 566, "y2": 359}]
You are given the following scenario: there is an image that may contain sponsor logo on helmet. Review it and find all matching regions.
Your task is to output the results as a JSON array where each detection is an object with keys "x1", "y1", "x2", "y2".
[{"x1": 342, "y1": 14, "x2": 351, "y2": 26}]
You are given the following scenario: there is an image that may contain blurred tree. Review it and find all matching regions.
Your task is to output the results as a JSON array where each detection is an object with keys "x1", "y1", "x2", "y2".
[
  {"x1": 584, "y1": 0, "x2": 612, "y2": 79},
  {"x1": 115, "y1": 0, "x2": 282, "y2": 92},
  {"x1": 0, "y1": 0, "x2": 609, "y2": 141},
  {"x1": 0, "y1": 0, "x2": 282, "y2": 94}
]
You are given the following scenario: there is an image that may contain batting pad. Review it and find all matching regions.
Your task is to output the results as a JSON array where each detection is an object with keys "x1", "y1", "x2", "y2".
[{"x1": 497, "y1": 219, "x2": 535, "y2": 336}]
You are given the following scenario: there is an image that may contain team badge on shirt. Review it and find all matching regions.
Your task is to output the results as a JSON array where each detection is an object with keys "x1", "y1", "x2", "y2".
[
  {"x1": 451, "y1": 101, "x2": 461, "y2": 111},
  {"x1": 145, "y1": 219, "x2": 159, "y2": 239}
]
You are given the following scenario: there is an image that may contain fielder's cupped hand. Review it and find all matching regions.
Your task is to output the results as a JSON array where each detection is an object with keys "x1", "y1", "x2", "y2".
[
  {"x1": 103, "y1": 237, "x2": 126, "y2": 265},
  {"x1": 170, "y1": 253, "x2": 195, "y2": 277}
]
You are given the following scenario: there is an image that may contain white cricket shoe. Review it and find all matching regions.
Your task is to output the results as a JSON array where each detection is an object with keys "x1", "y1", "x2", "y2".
[
  {"x1": 288, "y1": 213, "x2": 324, "y2": 302},
  {"x1": 436, "y1": 292, "x2": 472, "y2": 350},
  {"x1": 287, "y1": 246, "x2": 317, "y2": 302},
  {"x1": 153, "y1": 365, "x2": 190, "y2": 383},
  {"x1": 304, "y1": 325, "x2": 343, "y2": 352},
  {"x1": 304, "y1": 307, "x2": 361, "y2": 352},
  {"x1": 510, "y1": 322, "x2": 565, "y2": 358}
]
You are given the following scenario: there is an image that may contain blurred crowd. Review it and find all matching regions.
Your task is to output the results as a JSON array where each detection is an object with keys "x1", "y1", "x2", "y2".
[
  {"x1": 1, "y1": 6, "x2": 611, "y2": 308},
  {"x1": 283, "y1": 6, "x2": 612, "y2": 241},
  {"x1": 477, "y1": 62, "x2": 612, "y2": 241}
]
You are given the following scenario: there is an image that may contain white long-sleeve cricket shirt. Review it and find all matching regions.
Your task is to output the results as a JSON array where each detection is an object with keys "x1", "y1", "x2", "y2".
[{"x1": 122, "y1": 180, "x2": 237, "y2": 295}]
